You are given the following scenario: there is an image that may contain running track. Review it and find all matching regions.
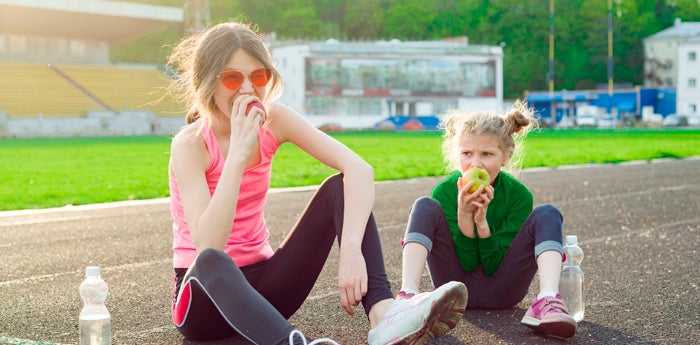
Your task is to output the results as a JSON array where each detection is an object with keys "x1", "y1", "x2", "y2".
[{"x1": 1, "y1": 158, "x2": 698, "y2": 344}]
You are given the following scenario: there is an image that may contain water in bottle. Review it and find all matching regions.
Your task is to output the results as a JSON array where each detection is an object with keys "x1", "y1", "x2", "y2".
[
  {"x1": 79, "y1": 266, "x2": 111, "y2": 345},
  {"x1": 559, "y1": 235, "x2": 584, "y2": 322}
]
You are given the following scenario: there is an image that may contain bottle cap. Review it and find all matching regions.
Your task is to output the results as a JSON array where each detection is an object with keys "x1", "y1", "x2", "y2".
[
  {"x1": 565, "y1": 235, "x2": 578, "y2": 245},
  {"x1": 85, "y1": 266, "x2": 101, "y2": 277}
]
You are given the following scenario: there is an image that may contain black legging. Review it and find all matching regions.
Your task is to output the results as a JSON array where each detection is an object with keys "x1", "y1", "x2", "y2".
[{"x1": 171, "y1": 173, "x2": 393, "y2": 344}]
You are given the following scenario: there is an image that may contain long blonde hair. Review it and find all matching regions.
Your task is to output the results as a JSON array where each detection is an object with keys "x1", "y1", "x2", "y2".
[
  {"x1": 440, "y1": 99, "x2": 538, "y2": 174},
  {"x1": 166, "y1": 21, "x2": 283, "y2": 125}
]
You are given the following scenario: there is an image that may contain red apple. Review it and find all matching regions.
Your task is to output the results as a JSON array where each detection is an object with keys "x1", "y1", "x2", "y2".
[
  {"x1": 462, "y1": 167, "x2": 490, "y2": 193},
  {"x1": 247, "y1": 101, "x2": 265, "y2": 113}
]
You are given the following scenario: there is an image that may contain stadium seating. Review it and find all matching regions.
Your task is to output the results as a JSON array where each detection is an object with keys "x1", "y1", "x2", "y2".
[
  {"x1": 55, "y1": 64, "x2": 185, "y2": 116},
  {"x1": 0, "y1": 62, "x2": 99, "y2": 117},
  {"x1": 0, "y1": 62, "x2": 185, "y2": 118}
]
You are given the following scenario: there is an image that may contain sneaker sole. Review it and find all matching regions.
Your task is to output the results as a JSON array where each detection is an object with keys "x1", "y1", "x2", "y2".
[
  {"x1": 521, "y1": 316, "x2": 577, "y2": 339},
  {"x1": 390, "y1": 282, "x2": 468, "y2": 345}
]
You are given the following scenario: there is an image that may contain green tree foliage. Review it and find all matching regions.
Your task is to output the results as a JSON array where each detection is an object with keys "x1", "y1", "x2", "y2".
[
  {"x1": 671, "y1": 0, "x2": 700, "y2": 22},
  {"x1": 315, "y1": 0, "x2": 346, "y2": 38},
  {"x1": 381, "y1": 0, "x2": 436, "y2": 40},
  {"x1": 113, "y1": 0, "x2": 700, "y2": 98},
  {"x1": 427, "y1": 0, "x2": 477, "y2": 39},
  {"x1": 344, "y1": 0, "x2": 383, "y2": 39},
  {"x1": 241, "y1": 0, "x2": 322, "y2": 39}
]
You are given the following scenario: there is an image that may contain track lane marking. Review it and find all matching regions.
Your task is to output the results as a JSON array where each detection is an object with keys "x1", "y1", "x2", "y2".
[{"x1": 0, "y1": 259, "x2": 170, "y2": 287}]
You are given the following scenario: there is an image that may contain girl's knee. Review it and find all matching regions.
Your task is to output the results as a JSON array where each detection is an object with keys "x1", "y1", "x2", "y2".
[
  {"x1": 316, "y1": 173, "x2": 345, "y2": 201},
  {"x1": 413, "y1": 196, "x2": 439, "y2": 210},
  {"x1": 321, "y1": 173, "x2": 344, "y2": 189},
  {"x1": 195, "y1": 248, "x2": 230, "y2": 268},
  {"x1": 532, "y1": 204, "x2": 562, "y2": 222}
]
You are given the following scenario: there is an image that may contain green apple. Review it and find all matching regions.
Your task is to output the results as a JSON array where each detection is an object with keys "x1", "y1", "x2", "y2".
[{"x1": 462, "y1": 167, "x2": 490, "y2": 193}]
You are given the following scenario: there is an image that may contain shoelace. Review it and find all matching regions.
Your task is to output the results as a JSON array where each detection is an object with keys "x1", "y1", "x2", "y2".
[
  {"x1": 542, "y1": 297, "x2": 569, "y2": 314},
  {"x1": 397, "y1": 291, "x2": 415, "y2": 299},
  {"x1": 288, "y1": 329, "x2": 341, "y2": 345}
]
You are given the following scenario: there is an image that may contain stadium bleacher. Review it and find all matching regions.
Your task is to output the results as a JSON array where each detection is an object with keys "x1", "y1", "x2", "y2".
[
  {"x1": 0, "y1": 62, "x2": 184, "y2": 118},
  {"x1": 0, "y1": 1, "x2": 186, "y2": 137},
  {"x1": 0, "y1": 62, "x2": 100, "y2": 117},
  {"x1": 55, "y1": 64, "x2": 185, "y2": 116}
]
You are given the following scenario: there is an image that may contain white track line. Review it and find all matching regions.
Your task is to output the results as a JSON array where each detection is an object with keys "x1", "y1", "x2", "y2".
[
  {"x1": 0, "y1": 336, "x2": 70, "y2": 345},
  {"x1": 0, "y1": 259, "x2": 170, "y2": 287},
  {"x1": 552, "y1": 183, "x2": 700, "y2": 206}
]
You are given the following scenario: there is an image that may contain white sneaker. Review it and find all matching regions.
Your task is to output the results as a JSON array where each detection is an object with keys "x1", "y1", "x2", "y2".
[
  {"x1": 289, "y1": 329, "x2": 340, "y2": 345},
  {"x1": 367, "y1": 281, "x2": 468, "y2": 345}
]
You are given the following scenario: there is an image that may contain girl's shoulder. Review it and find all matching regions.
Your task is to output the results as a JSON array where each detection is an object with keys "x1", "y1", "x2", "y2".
[
  {"x1": 171, "y1": 120, "x2": 209, "y2": 164},
  {"x1": 496, "y1": 170, "x2": 526, "y2": 187},
  {"x1": 495, "y1": 170, "x2": 532, "y2": 198},
  {"x1": 267, "y1": 102, "x2": 319, "y2": 143},
  {"x1": 172, "y1": 121, "x2": 204, "y2": 146},
  {"x1": 266, "y1": 103, "x2": 289, "y2": 144},
  {"x1": 431, "y1": 171, "x2": 462, "y2": 197}
]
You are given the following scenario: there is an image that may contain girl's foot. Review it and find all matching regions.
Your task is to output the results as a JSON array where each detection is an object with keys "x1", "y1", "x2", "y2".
[
  {"x1": 367, "y1": 281, "x2": 467, "y2": 345},
  {"x1": 520, "y1": 294, "x2": 577, "y2": 338}
]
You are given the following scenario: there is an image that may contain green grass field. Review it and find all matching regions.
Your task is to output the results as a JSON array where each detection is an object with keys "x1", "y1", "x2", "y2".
[{"x1": 1, "y1": 129, "x2": 698, "y2": 211}]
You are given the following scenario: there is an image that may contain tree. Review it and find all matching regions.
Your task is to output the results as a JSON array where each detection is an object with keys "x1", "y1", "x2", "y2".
[
  {"x1": 315, "y1": 0, "x2": 346, "y2": 38},
  {"x1": 344, "y1": 0, "x2": 383, "y2": 39},
  {"x1": 240, "y1": 0, "x2": 322, "y2": 39},
  {"x1": 613, "y1": 1, "x2": 659, "y2": 86},
  {"x1": 381, "y1": 0, "x2": 436, "y2": 40},
  {"x1": 553, "y1": 0, "x2": 592, "y2": 90},
  {"x1": 426, "y1": 0, "x2": 476, "y2": 39},
  {"x1": 480, "y1": 0, "x2": 551, "y2": 98},
  {"x1": 670, "y1": 0, "x2": 700, "y2": 22},
  {"x1": 114, "y1": 0, "x2": 700, "y2": 97}
]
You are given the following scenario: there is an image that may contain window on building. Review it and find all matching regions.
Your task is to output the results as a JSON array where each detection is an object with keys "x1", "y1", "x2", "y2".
[
  {"x1": 690, "y1": 51, "x2": 697, "y2": 61},
  {"x1": 690, "y1": 78, "x2": 697, "y2": 88},
  {"x1": 690, "y1": 104, "x2": 697, "y2": 114}
]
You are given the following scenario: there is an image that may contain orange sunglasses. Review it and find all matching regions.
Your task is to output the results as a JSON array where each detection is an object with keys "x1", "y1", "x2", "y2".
[{"x1": 217, "y1": 67, "x2": 272, "y2": 90}]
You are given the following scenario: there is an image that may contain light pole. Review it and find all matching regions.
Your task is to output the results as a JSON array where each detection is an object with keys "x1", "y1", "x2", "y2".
[
  {"x1": 185, "y1": 0, "x2": 211, "y2": 32},
  {"x1": 607, "y1": 0, "x2": 615, "y2": 121},
  {"x1": 549, "y1": 0, "x2": 555, "y2": 126},
  {"x1": 607, "y1": 0, "x2": 614, "y2": 96}
]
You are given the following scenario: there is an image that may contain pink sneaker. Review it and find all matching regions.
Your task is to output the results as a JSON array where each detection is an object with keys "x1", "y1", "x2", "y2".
[{"x1": 520, "y1": 294, "x2": 577, "y2": 338}]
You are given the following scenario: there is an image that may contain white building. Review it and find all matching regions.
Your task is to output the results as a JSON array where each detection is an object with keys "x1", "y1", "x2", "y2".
[
  {"x1": 270, "y1": 38, "x2": 503, "y2": 129},
  {"x1": 677, "y1": 37, "x2": 700, "y2": 116},
  {"x1": 644, "y1": 18, "x2": 700, "y2": 118},
  {"x1": 643, "y1": 18, "x2": 700, "y2": 88}
]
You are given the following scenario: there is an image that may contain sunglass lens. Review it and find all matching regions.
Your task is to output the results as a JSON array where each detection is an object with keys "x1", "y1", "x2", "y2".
[
  {"x1": 221, "y1": 71, "x2": 244, "y2": 89},
  {"x1": 250, "y1": 68, "x2": 270, "y2": 87}
]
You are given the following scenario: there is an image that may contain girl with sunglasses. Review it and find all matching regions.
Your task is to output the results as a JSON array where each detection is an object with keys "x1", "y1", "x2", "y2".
[
  {"x1": 396, "y1": 100, "x2": 578, "y2": 339},
  {"x1": 165, "y1": 21, "x2": 466, "y2": 345}
]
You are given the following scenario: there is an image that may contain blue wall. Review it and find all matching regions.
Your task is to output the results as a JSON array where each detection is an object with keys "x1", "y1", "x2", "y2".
[
  {"x1": 374, "y1": 115, "x2": 441, "y2": 130},
  {"x1": 526, "y1": 87, "x2": 676, "y2": 123}
]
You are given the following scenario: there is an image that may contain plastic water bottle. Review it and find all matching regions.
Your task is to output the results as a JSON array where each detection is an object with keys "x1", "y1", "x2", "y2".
[
  {"x1": 79, "y1": 266, "x2": 111, "y2": 345},
  {"x1": 559, "y1": 235, "x2": 584, "y2": 322}
]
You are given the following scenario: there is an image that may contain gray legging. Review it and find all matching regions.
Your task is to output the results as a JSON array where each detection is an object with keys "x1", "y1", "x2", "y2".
[
  {"x1": 171, "y1": 174, "x2": 393, "y2": 344},
  {"x1": 402, "y1": 197, "x2": 564, "y2": 309}
]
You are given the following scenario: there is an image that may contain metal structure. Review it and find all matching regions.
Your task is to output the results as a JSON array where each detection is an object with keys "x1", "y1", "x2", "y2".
[{"x1": 184, "y1": 0, "x2": 210, "y2": 32}]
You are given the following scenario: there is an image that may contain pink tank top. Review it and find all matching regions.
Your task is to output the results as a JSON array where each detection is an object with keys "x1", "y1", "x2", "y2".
[{"x1": 169, "y1": 117, "x2": 279, "y2": 268}]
